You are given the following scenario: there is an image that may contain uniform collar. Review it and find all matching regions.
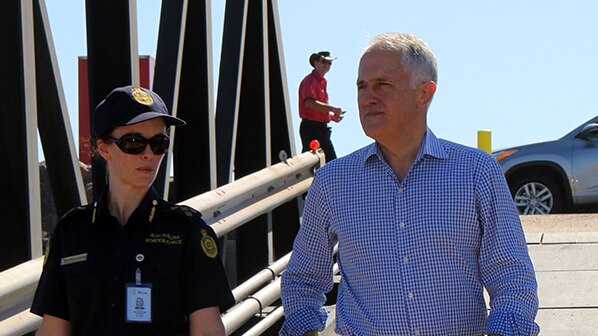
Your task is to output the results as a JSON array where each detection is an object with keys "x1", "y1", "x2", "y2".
[
  {"x1": 136, "y1": 188, "x2": 160, "y2": 225},
  {"x1": 363, "y1": 127, "x2": 448, "y2": 165},
  {"x1": 95, "y1": 187, "x2": 161, "y2": 226}
]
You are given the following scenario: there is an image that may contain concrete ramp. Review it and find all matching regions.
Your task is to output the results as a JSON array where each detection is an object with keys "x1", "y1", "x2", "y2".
[{"x1": 523, "y1": 214, "x2": 598, "y2": 335}]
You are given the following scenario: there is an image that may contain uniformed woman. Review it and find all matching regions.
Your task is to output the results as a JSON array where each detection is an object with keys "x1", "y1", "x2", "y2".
[{"x1": 31, "y1": 86, "x2": 235, "y2": 335}]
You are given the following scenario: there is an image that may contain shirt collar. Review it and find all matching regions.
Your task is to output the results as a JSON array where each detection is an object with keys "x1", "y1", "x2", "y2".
[
  {"x1": 417, "y1": 127, "x2": 448, "y2": 160},
  {"x1": 95, "y1": 187, "x2": 160, "y2": 226},
  {"x1": 363, "y1": 127, "x2": 448, "y2": 165},
  {"x1": 311, "y1": 69, "x2": 325, "y2": 80}
]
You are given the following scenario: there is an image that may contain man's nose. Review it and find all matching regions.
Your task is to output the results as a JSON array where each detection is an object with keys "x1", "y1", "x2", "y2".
[{"x1": 359, "y1": 87, "x2": 377, "y2": 104}]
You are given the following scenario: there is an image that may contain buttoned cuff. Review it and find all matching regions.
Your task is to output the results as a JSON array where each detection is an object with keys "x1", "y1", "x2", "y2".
[
  {"x1": 279, "y1": 324, "x2": 323, "y2": 336},
  {"x1": 486, "y1": 311, "x2": 540, "y2": 336},
  {"x1": 279, "y1": 308, "x2": 327, "y2": 336}
]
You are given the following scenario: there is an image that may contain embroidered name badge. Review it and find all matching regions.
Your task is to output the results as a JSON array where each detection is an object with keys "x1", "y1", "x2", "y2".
[
  {"x1": 60, "y1": 253, "x2": 88, "y2": 266},
  {"x1": 200, "y1": 229, "x2": 218, "y2": 258}
]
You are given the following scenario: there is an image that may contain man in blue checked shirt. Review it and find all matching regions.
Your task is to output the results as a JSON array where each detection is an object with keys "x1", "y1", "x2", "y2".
[{"x1": 280, "y1": 32, "x2": 539, "y2": 336}]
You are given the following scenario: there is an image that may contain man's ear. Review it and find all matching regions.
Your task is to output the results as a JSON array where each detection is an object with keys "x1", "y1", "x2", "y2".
[
  {"x1": 96, "y1": 139, "x2": 111, "y2": 161},
  {"x1": 418, "y1": 81, "x2": 437, "y2": 106}
]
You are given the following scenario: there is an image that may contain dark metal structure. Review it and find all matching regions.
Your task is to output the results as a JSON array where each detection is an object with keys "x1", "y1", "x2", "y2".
[
  {"x1": 153, "y1": 0, "x2": 217, "y2": 202},
  {"x1": 86, "y1": 0, "x2": 139, "y2": 200},
  {"x1": 0, "y1": 0, "x2": 300, "y2": 291},
  {"x1": 0, "y1": 0, "x2": 85, "y2": 271},
  {"x1": 215, "y1": 0, "x2": 300, "y2": 283}
]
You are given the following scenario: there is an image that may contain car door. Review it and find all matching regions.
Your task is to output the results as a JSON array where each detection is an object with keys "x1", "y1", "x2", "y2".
[{"x1": 570, "y1": 127, "x2": 598, "y2": 206}]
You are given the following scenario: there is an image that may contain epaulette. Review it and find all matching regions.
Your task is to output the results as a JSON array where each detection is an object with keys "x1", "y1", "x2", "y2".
[
  {"x1": 59, "y1": 203, "x2": 94, "y2": 221},
  {"x1": 165, "y1": 203, "x2": 203, "y2": 219}
]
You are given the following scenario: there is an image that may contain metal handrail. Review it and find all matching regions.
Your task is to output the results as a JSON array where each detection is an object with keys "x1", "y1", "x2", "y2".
[
  {"x1": 224, "y1": 275, "x2": 283, "y2": 334},
  {"x1": 181, "y1": 150, "x2": 323, "y2": 237},
  {"x1": 224, "y1": 246, "x2": 340, "y2": 335},
  {"x1": 241, "y1": 306, "x2": 285, "y2": 336},
  {"x1": 0, "y1": 257, "x2": 43, "y2": 322},
  {"x1": 226, "y1": 260, "x2": 340, "y2": 336},
  {"x1": 232, "y1": 253, "x2": 291, "y2": 302},
  {"x1": 0, "y1": 150, "x2": 325, "y2": 335}
]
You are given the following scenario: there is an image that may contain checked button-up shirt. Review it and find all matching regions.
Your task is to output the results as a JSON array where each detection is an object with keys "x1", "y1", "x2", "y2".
[{"x1": 280, "y1": 129, "x2": 539, "y2": 336}]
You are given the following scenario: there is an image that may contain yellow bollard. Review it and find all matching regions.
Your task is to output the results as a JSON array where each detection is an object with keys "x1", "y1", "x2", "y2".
[{"x1": 477, "y1": 130, "x2": 492, "y2": 154}]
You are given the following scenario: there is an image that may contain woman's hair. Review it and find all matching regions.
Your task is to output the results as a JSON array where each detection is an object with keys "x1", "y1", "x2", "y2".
[{"x1": 91, "y1": 126, "x2": 113, "y2": 161}]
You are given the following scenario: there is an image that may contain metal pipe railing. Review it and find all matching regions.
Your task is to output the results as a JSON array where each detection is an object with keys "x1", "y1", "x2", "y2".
[
  {"x1": 241, "y1": 306, "x2": 284, "y2": 336},
  {"x1": 0, "y1": 257, "x2": 43, "y2": 335},
  {"x1": 232, "y1": 253, "x2": 291, "y2": 302},
  {"x1": 223, "y1": 277, "x2": 283, "y2": 335},
  {"x1": 224, "y1": 261, "x2": 340, "y2": 336},
  {"x1": 0, "y1": 257, "x2": 43, "y2": 322},
  {"x1": 181, "y1": 151, "x2": 324, "y2": 236},
  {"x1": 0, "y1": 310, "x2": 40, "y2": 336},
  {"x1": 208, "y1": 178, "x2": 313, "y2": 238}
]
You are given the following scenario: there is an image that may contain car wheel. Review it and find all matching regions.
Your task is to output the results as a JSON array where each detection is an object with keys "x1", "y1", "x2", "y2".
[{"x1": 509, "y1": 175, "x2": 564, "y2": 214}]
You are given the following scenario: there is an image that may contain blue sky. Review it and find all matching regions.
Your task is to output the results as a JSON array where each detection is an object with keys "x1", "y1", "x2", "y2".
[{"x1": 45, "y1": 0, "x2": 598, "y2": 160}]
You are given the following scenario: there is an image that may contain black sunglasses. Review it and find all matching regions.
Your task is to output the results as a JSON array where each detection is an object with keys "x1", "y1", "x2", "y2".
[{"x1": 107, "y1": 133, "x2": 170, "y2": 155}]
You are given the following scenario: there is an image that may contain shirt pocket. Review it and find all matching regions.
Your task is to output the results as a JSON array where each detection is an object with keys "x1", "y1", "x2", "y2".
[
  {"x1": 141, "y1": 250, "x2": 181, "y2": 283},
  {"x1": 62, "y1": 261, "x2": 95, "y2": 307},
  {"x1": 63, "y1": 260, "x2": 93, "y2": 280},
  {"x1": 139, "y1": 250, "x2": 183, "y2": 318}
]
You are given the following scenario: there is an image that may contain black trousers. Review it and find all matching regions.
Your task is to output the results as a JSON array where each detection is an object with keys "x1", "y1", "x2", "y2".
[{"x1": 300, "y1": 119, "x2": 337, "y2": 162}]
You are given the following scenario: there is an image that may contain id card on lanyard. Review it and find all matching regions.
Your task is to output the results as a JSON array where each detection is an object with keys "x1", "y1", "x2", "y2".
[{"x1": 125, "y1": 263, "x2": 152, "y2": 323}]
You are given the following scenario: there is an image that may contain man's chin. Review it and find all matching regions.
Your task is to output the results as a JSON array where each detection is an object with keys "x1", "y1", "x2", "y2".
[{"x1": 362, "y1": 125, "x2": 386, "y2": 140}]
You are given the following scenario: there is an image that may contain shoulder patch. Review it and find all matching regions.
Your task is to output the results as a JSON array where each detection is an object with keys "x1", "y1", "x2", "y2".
[{"x1": 200, "y1": 229, "x2": 218, "y2": 258}]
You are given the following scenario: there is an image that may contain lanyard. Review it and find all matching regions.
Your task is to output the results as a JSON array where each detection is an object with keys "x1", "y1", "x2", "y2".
[{"x1": 135, "y1": 253, "x2": 145, "y2": 285}]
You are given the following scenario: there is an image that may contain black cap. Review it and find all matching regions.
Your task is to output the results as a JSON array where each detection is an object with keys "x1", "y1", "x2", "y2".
[
  {"x1": 92, "y1": 85, "x2": 186, "y2": 137},
  {"x1": 309, "y1": 51, "x2": 337, "y2": 67}
]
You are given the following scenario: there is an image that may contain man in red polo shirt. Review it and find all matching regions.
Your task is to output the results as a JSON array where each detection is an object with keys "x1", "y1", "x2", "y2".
[{"x1": 298, "y1": 51, "x2": 344, "y2": 162}]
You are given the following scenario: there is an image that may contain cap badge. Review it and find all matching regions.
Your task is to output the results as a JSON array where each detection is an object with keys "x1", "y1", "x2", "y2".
[
  {"x1": 200, "y1": 229, "x2": 218, "y2": 258},
  {"x1": 132, "y1": 87, "x2": 154, "y2": 106}
]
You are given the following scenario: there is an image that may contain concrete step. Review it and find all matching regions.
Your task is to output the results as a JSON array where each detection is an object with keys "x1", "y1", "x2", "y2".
[
  {"x1": 536, "y1": 308, "x2": 598, "y2": 336},
  {"x1": 536, "y1": 270, "x2": 598, "y2": 308},
  {"x1": 528, "y1": 244, "x2": 598, "y2": 271}
]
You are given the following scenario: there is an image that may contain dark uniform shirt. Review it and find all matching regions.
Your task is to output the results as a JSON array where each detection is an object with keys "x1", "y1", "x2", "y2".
[{"x1": 31, "y1": 188, "x2": 235, "y2": 336}]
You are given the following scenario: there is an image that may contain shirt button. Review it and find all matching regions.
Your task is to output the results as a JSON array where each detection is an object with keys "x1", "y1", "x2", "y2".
[
  {"x1": 403, "y1": 256, "x2": 409, "y2": 264},
  {"x1": 398, "y1": 187, "x2": 404, "y2": 193},
  {"x1": 408, "y1": 292, "x2": 414, "y2": 299},
  {"x1": 399, "y1": 222, "x2": 406, "y2": 228},
  {"x1": 415, "y1": 330, "x2": 420, "y2": 336}
]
